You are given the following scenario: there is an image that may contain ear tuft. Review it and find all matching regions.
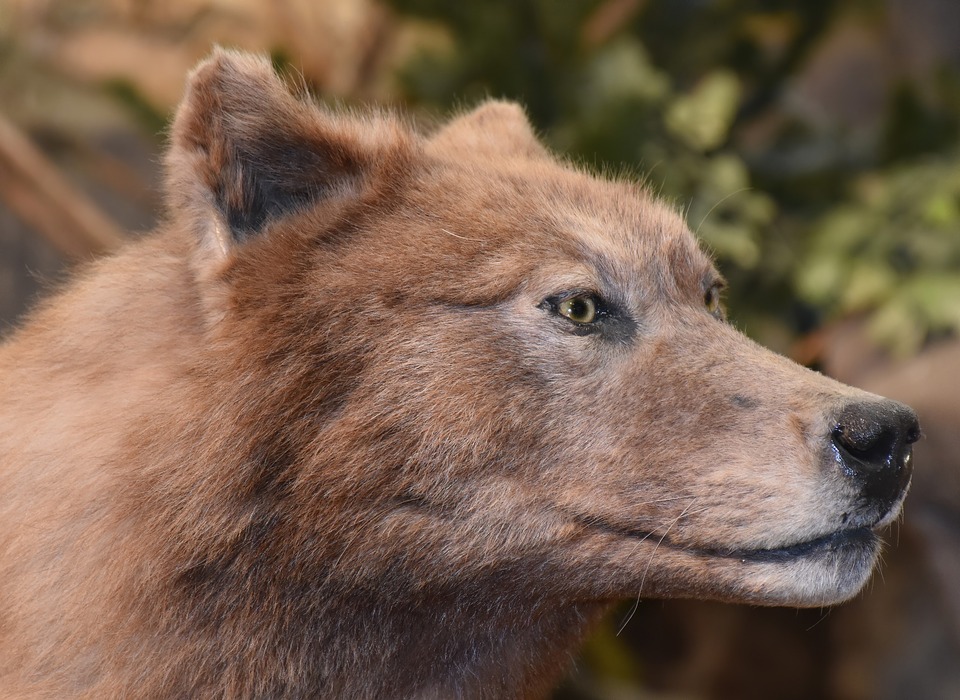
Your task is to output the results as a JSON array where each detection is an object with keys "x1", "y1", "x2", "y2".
[
  {"x1": 165, "y1": 48, "x2": 391, "y2": 255},
  {"x1": 429, "y1": 100, "x2": 548, "y2": 160}
]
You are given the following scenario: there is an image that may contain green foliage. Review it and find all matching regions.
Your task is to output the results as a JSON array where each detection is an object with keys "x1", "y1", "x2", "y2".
[
  {"x1": 797, "y1": 158, "x2": 960, "y2": 354},
  {"x1": 665, "y1": 69, "x2": 741, "y2": 151}
]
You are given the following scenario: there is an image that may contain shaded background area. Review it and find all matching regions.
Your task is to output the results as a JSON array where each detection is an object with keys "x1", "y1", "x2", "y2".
[{"x1": 1, "y1": 1, "x2": 958, "y2": 697}]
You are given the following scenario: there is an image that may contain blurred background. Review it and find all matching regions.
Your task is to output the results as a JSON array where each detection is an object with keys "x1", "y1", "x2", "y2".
[{"x1": 1, "y1": 0, "x2": 958, "y2": 697}]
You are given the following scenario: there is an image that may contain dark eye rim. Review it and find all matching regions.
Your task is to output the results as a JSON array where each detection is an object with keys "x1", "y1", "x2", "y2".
[
  {"x1": 704, "y1": 281, "x2": 726, "y2": 320},
  {"x1": 540, "y1": 289, "x2": 638, "y2": 344},
  {"x1": 540, "y1": 290, "x2": 612, "y2": 329}
]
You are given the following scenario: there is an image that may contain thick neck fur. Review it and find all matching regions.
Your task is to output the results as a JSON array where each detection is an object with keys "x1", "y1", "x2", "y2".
[{"x1": 0, "y1": 229, "x2": 602, "y2": 698}]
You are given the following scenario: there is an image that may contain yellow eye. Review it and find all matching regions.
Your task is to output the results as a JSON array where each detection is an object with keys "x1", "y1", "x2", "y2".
[
  {"x1": 704, "y1": 284, "x2": 723, "y2": 318},
  {"x1": 558, "y1": 295, "x2": 598, "y2": 324}
]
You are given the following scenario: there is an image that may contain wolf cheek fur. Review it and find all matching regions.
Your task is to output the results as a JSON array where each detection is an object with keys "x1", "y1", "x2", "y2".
[{"x1": 0, "y1": 49, "x2": 918, "y2": 698}]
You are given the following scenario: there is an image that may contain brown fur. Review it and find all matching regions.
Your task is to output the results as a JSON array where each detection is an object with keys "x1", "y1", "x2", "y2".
[{"x1": 0, "y1": 50, "x2": 917, "y2": 698}]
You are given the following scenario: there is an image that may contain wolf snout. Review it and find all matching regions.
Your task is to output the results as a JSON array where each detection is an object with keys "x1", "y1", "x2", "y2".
[{"x1": 830, "y1": 399, "x2": 920, "y2": 508}]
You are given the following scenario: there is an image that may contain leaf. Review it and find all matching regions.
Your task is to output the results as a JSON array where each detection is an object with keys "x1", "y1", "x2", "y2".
[
  {"x1": 903, "y1": 274, "x2": 960, "y2": 332},
  {"x1": 921, "y1": 192, "x2": 960, "y2": 226},
  {"x1": 580, "y1": 37, "x2": 670, "y2": 111},
  {"x1": 838, "y1": 262, "x2": 896, "y2": 313},
  {"x1": 868, "y1": 298, "x2": 926, "y2": 358},
  {"x1": 795, "y1": 254, "x2": 845, "y2": 306},
  {"x1": 664, "y1": 70, "x2": 741, "y2": 151},
  {"x1": 699, "y1": 222, "x2": 761, "y2": 268}
]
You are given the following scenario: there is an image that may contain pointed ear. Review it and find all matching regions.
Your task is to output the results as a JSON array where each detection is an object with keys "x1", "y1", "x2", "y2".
[
  {"x1": 429, "y1": 100, "x2": 548, "y2": 160},
  {"x1": 165, "y1": 48, "x2": 408, "y2": 258}
]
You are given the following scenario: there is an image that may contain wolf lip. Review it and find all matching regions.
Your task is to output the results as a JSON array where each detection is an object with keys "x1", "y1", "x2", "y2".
[
  {"x1": 724, "y1": 527, "x2": 878, "y2": 564},
  {"x1": 572, "y1": 512, "x2": 881, "y2": 564}
]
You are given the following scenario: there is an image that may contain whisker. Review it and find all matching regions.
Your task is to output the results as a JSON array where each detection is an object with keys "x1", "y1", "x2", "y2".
[
  {"x1": 617, "y1": 497, "x2": 699, "y2": 636},
  {"x1": 694, "y1": 188, "x2": 751, "y2": 239},
  {"x1": 639, "y1": 498, "x2": 699, "y2": 590},
  {"x1": 805, "y1": 608, "x2": 832, "y2": 632},
  {"x1": 631, "y1": 495, "x2": 703, "y2": 507},
  {"x1": 440, "y1": 227, "x2": 485, "y2": 243}
]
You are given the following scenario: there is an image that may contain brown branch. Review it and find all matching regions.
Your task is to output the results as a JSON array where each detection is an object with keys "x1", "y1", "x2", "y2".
[{"x1": 0, "y1": 112, "x2": 125, "y2": 259}]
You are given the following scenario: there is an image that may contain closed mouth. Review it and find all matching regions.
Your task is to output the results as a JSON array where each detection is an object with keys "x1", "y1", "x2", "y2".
[
  {"x1": 719, "y1": 483, "x2": 911, "y2": 564},
  {"x1": 708, "y1": 526, "x2": 878, "y2": 564},
  {"x1": 573, "y1": 512, "x2": 881, "y2": 565}
]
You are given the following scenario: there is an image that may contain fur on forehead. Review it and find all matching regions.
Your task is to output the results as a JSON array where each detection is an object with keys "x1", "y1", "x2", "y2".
[{"x1": 545, "y1": 177, "x2": 718, "y2": 295}]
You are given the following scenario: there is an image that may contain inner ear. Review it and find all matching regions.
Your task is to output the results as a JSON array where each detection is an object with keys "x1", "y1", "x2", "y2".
[
  {"x1": 429, "y1": 100, "x2": 548, "y2": 160},
  {"x1": 209, "y1": 128, "x2": 347, "y2": 241},
  {"x1": 165, "y1": 48, "x2": 395, "y2": 251}
]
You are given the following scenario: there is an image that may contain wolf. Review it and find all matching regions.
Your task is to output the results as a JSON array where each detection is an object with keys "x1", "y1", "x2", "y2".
[{"x1": 0, "y1": 49, "x2": 919, "y2": 698}]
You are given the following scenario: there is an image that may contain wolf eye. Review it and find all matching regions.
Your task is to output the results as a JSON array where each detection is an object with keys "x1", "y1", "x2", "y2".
[
  {"x1": 558, "y1": 295, "x2": 597, "y2": 324},
  {"x1": 557, "y1": 294, "x2": 598, "y2": 324},
  {"x1": 541, "y1": 291, "x2": 636, "y2": 342},
  {"x1": 704, "y1": 283, "x2": 724, "y2": 318}
]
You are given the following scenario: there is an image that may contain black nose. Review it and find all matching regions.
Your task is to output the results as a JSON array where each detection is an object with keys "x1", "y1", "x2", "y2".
[{"x1": 831, "y1": 400, "x2": 920, "y2": 505}]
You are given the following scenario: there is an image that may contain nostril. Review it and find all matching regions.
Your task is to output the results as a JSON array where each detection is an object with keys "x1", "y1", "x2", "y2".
[{"x1": 831, "y1": 424, "x2": 898, "y2": 472}]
